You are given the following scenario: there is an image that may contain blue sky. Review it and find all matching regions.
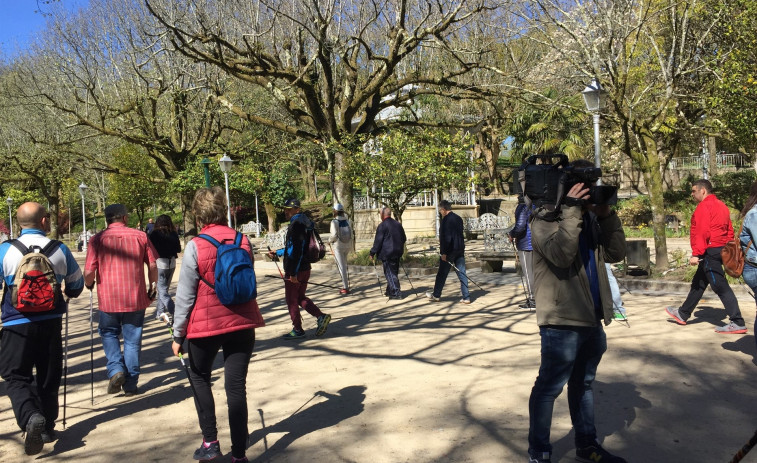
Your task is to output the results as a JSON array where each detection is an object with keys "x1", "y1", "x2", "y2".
[{"x1": 0, "y1": 0, "x2": 88, "y2": 58}]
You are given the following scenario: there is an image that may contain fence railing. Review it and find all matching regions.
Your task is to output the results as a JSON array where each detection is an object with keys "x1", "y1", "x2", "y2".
[
  {"x1": 669, "y1": 153, "x2": 748, "y2": 170},
  {"x1": 353, "y1": 189, "x2": 473, "y2": 210}
]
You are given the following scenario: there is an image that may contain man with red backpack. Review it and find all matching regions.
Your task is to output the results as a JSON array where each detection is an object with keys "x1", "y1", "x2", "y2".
[
  {"x1": 268, "y1": 198, "x2": 331, "y2": 339},
  {"x1": 0, "y1": 202, "x2": 84, "y2": 455}
]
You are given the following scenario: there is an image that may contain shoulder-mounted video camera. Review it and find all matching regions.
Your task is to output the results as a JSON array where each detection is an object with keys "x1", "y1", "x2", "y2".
[{"x1": 518, "y1": 154, "x2": 618, "y2": 219}]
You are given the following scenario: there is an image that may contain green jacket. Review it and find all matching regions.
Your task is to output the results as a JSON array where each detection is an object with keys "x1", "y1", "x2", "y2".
[{"x1": 530, "y1": 205, "x2": 626, "y2": 327}]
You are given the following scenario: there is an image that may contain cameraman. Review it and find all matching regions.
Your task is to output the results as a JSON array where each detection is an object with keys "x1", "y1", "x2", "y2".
[{"x1": 527, "y1": 161, "x2": 627, "y2": 463}]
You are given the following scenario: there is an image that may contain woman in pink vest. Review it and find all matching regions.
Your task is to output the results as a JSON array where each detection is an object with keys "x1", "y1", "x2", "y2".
[{"x1": 171, "y1": 187, "x2": 264, "y2": 463}]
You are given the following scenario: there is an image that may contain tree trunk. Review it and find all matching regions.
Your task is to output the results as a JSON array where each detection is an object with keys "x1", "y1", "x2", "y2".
[
  {"x1": 476, "y1": 126, "x2": 502, "y2": 194},
  {"x1": 300, "y1": 158, "x2": 317, "y2": 202},
  {"x1": 48, "y1": 181, "x2": 60, "y2": 239},
  {"x1": 641, "y1": 134, "x2": 669, "y2": 271},
  {"x1": 333, "y1": 148, "x2": 354, "y2": 221},
  {"x1": 264, "y1": 202, "x2": 277, "y2": 233}
]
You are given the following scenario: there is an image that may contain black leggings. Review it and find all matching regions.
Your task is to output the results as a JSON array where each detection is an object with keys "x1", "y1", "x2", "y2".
[{"x1": 188, "y1": 329, "x2": 255, "y2": 459}]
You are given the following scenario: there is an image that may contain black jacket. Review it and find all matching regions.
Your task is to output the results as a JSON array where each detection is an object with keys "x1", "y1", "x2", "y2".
[
  {"x1": 439, "y1": 211, "x2": 465, "y2": 258},
  {"x1": 148, "y1": 230, "x2": 181, "y2": 259},
  {"x1": 370, "y1": 217, "x2": 406, "y2": 261}
]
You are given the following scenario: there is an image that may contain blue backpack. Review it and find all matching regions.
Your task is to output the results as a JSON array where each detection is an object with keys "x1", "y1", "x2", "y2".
[{"x1": 197, "y1": 232, "x2": 257, "y2": 305}]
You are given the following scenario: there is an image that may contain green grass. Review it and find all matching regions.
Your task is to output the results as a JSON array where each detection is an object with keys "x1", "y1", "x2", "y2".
[{"x1": 348, "y1": 249, "x2": 439, "y2": 268}]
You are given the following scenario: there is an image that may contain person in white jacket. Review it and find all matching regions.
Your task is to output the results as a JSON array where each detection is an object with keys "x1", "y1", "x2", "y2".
[{"x1": 328, "y1": 204, "x2": 352, "y2": 295}]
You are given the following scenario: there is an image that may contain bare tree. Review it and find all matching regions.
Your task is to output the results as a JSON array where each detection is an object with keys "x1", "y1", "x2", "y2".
[{"x1": 146, "y1": 0, "x2": 511, "y2": 212}]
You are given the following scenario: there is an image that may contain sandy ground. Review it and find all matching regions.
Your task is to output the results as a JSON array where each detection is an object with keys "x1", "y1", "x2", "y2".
[{"x1": 1, "y1": 242, "x2": 756, "y2": 463}]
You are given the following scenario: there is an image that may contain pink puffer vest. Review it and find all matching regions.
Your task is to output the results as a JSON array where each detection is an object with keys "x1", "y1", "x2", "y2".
[{"x1": 186, "y1": 224, "x2": 265, "y2": 339}]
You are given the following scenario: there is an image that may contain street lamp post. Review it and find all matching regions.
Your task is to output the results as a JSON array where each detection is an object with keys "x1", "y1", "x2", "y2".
[
  {"x1": 78, "y1": 183, "x2": 88, "y2": 252},
  {"x1": 6, "y1": 197, "x2": 13, "y2": 239},
  {"x1": 254, "y1": 192, "x2": 260, "y2": 238},
  {"x1": 218, "y1": 154, "x2": 233, "y2": 227},
  {"x1": 582, "y1": 78, "x2": 606, "y2": 184},
  {"x1": 200, "y1": 157, "x2": 212, "y2": 187}
]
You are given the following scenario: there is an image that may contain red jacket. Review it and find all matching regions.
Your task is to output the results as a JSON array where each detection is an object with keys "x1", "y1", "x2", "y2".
[
  {"x1": 187, "y1": 224, "x2": 265, "y2": 339},
  {"x1": 690, "y1": 194, "x2": 733, "y2": 256}
]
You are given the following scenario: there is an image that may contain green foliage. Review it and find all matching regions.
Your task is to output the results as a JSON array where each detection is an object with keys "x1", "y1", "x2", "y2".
[
  {"x1": 108, "y1": 145, "x2": 166, "y2": 222},
  {"x1": 711, "y1": 170, "x2": 757, "y2": 211},
  {"x1": 616, "y1": 195, "x2": 652, "y2": 227},
  {"x1": 348, "y1": 249, "x2": 439, "y2": 268},
  {"x1": 346, "y1": 129, "x2": 476, "y2": 218}
]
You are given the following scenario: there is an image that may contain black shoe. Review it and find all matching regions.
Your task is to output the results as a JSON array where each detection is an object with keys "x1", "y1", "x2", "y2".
[
  {"x1": 575, "y1": 443, "x2": 627, "y2": 463},
  {"x1": 282, "y1": 329, "x2": 306, "y2": 340},
  {"x1": 41, "y1": 428, "x2": 57, "y2": 444},
  {"x1": 107, "y1": 371, "x2": 126, "y2": 394},
  {"x1": 193, "y1": 441, "x2": 222, "y2": 461},
  {"x1": 528, "y1": 450, "x2": 551, "y2": 462},
  {"x1": 24, "y1": 413, "x2": 45, "y2": 455},
  {"x1": 123, "y1": 385, "x2": 139, "y2": 397}
]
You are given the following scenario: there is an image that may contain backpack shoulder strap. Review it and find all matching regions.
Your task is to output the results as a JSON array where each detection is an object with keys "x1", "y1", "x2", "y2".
[
  {"x1": 197, "y1": 234, "x2": 221, "y2": 248},
  {"x1": 41, "y1": 240, "x2": 62, "y2": 257},
  {"x1": 9, "y1": 239, "x2": 30, "y2": 255},
  {"x1": 234, "y1": 232, "x2": 243, "y2": 246}
]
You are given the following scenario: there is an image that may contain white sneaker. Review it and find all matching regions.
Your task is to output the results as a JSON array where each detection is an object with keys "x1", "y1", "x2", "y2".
[
  {"x1": 425, "y1": 291, "x2": 440, "y2": 302},
  {"x1": 459, "y1": 299, "x2": 471, "y2": 304}
]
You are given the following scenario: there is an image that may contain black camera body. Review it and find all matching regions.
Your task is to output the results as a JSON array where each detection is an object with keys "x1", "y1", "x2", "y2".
[{"x1": 520, "y1": 154, "x2": 618, "y2": 209}]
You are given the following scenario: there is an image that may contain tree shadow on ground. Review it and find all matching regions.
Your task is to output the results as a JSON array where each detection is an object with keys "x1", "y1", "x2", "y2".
[{"x1": 249, "y1": 385, "x2": 366, "y2": 462}]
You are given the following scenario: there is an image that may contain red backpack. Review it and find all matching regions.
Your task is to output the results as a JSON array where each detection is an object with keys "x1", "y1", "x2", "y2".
[{"x1": 8, "y1": 240, "x2": 62, "y2": 312}]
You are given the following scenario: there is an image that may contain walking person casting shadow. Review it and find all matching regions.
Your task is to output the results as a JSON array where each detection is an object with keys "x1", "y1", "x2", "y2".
[{"x1": 249, "y1": 385, "x2": 366, "y2": 459}]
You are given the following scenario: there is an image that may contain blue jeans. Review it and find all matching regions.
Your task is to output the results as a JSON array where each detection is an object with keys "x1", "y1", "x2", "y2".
[
  {"x1": 528, "y1": 325, "x2": 607, "y2": 456},
  {"x1": 432, "y1": 254, "x2": 469, "y2": 300},
  {"x1": 742, "y1": 264, "x2": 757, "y2": 349},
  {"x1": 98, "y1": 310, "x2": 146, "y2": 390},
  {"x1": 156, "y1": 267, "x2": 176, "y2": 318}
]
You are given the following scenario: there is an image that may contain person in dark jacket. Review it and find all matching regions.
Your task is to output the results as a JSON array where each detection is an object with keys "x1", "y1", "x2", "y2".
[
  {"x1": 172, "y1": 187, "x2": 265, "y2": 463},
  {"x1": 370, "y1": 207, "x2": 406, "y2": 299},
  {"x1": 527, "y1": 160, "x2": 627, "y2": 463},
  {"x1": 267, "y1": 199, "x2": 331, "y2": 339},
  {"x1": 426, "y1": 200, "x2": 470, "y2": 303},
  {"x1": 509, "y1": 195, "x2": 535, "y2": 309},
  {"x1": 148, "y1": 214, "x2": 182, "y2": 323}
]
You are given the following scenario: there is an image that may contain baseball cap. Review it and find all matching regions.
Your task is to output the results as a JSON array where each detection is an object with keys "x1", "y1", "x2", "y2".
[
  {"x1": 104, "y1": 204, "x2": 128, "y2": 221},
  {"x1": 333, "y1": 203, "x2": 344, "y2": 212},
  {"x1": 283, "y1": 198, "x2": 301, "y2": 209}
]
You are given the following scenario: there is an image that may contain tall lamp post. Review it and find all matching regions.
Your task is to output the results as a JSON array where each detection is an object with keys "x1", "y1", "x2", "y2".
[
  {"x1": 200, "y1": 157, "x2": 212, "y2": 187},
  {"x1": 218, "y1": 154, "x2": 233, "y2": 227},
  {"x1": 6, "y1": 197, "x2": 13, "y2": 239},
  {"x1": 582, "y1": 77, "x2": 606, "y2": 183},
  {"x1": 78, "y1": 183, "x2": 88, "y2": 252},
  {"x1": 254, "y1": 192, "x2": 260, "y2": 238}
]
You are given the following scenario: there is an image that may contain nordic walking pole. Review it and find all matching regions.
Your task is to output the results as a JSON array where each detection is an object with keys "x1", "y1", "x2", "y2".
[
  {"x1": 399, "y1": 261, "x2": 419, "y2": 297},
  {"x1": 263, "y1": 274, "x2": 342, "y2": 290},
  {"x1": 729, "y1": 429, "x2": 757, "y2": 463},
  {"x1": 167, "y1": 324, "x2": 203, "y2": 414},
  {"x1": 513, "y1": 251, "x2": 531, "y2": 302},
  {"x1": 258, "y1": 409, "x2": 269, "y2": 453},
  {"x1": 62, "y1": 299, "x2": 69, "y2": 429},
  {"x1": 266, "y1": 245, "x2": 285, "y2": 279},
  {"x1": 446, "y1": 257, "x2": 485, "y2": 291},
  {"x1": 89, "y1": 289, "x2": 95, "y2": 406},
  {"x1": 371, "y1": 257, "x2": 385, "y2": 298}
]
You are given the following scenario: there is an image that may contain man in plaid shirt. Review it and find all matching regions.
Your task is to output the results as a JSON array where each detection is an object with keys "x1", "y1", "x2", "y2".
[{"x1": 84, "y1": 204, "x2": 158, "y2": 396}]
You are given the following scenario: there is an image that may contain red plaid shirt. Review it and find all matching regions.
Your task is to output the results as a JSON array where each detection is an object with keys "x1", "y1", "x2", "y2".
[{"x1": 85, "y1": 223, "x2": 158, "y2": 312}]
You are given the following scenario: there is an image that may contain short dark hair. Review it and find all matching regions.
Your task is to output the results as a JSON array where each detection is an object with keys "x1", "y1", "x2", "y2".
[
  {"x1": 439, "y1": 200, "x2": 452, "y2": 211},
  {"x1": 692, "y1": 179, "x2": 713, "y2": 193}
]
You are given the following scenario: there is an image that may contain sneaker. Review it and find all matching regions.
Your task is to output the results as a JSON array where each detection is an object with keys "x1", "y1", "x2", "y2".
[
  {"x1": 193, "y1": 440, "x2": 222, "y2": 461},
  {"x1": 575, "y1": 443, "x2": 627, "y2": 463},
  {"x1": 316, "y1": 314, "x2": 331, "y2": 337},
  {"x1": 528, "y1": 451, "x2": 551, "y2": 462},
  {"x1": 282, "y1": 329, "x2": 306, "y2": 339},
  {"x1": 41, "y1": 428, "x2": 57, "y2": 444},
  {"x1": 714, "y1": 322, "x2": 748, "y2": 334},
  {"x1": 231, "y1": 457, "x2": 249, "y2": 463},
  {"x1": 24, "y1": 413, "x2": 45, "y2": 455},
  {"x1": 613, "y1": 310, "x2": 628, "y2": 320},
  {"x1": 425, "y1": 291, "x2": 440, "y2": 302},
  {"x1": 339, "y1": 288, "x2": 349, "y2": 295},
  {"x1": 107, "y1": 371, "x2": 126, "y2": 394},
  {"x1": 158, "y1": 312, "x2": 173, "y2": 326},
  {"x1": 459, "y1": 299, "x2": 471, "y2": 304},
  {"x1": 665, "y1": 306, "x2": 686, "y2": 325}
]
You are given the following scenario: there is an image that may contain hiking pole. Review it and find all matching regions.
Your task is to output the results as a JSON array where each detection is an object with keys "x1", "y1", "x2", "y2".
[
  {"x1": 399, "y1": 261, "x2": 419, "y2": 298},
  {"x1": 266, "y1": 245, "x2": 285, "y2": 279},
  {"x1": 89, "y1": 289, "x2": 95, "y2": 406},
  {"x1": 167, "y1": 324, "x2": 203, "y2": 415},
  {"x1": 729, "y1": 429, "x2": 757, "y2": 463},
  {"x1": 446, "y1": 257, "x2": 485, "y2": 291},
  {"x1": 258, "y1": 409, "x2": 269, "y2": 453},
  {"x1": 62, "y1": 299, "x2": 69, "y2": 430},
  {"x1": 328, "y1": 243, "x2": 347, "y2": 291},
  {"x1": 513, "y1": 251, "x2": 530, "y2": 301},
  {"x1": 263, "y1": 274, "x2": 342, "y2": 290},
  {"x1": 371, "y1": 259, "x2": 385, "y2": 298}
]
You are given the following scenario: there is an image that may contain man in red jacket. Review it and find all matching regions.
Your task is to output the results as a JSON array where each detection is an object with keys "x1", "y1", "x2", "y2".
[{"x1": 665, "y1": 179, "x2": 746, "y2": 333}]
